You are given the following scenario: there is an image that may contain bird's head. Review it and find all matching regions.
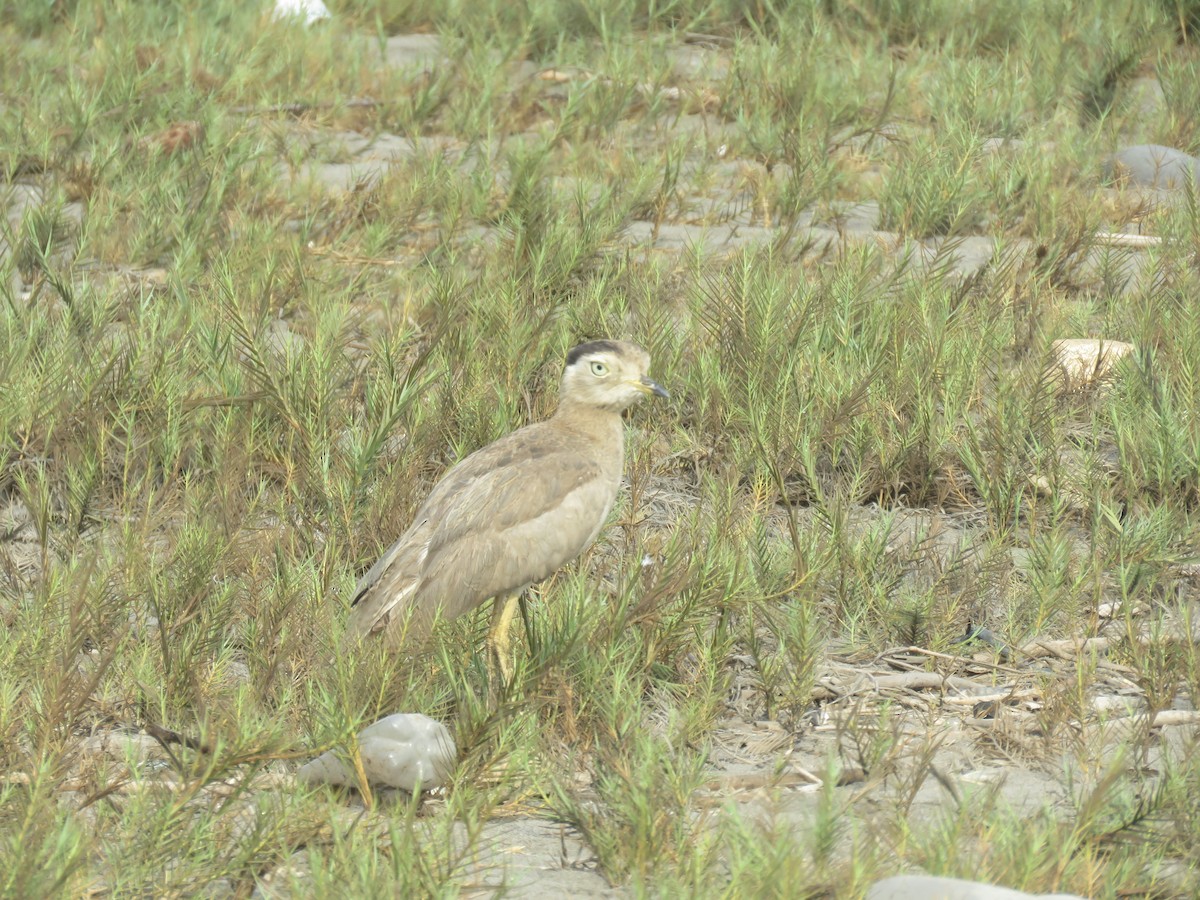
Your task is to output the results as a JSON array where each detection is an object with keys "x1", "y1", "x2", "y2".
[{"x1": 558, "y1": 340, "x2": 669, "y2": 414}]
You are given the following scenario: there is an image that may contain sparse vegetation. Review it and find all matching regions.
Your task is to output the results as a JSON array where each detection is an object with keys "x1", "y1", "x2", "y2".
[{"x1": 3, "y1": 0, "x2": 1200, "y2": 896}]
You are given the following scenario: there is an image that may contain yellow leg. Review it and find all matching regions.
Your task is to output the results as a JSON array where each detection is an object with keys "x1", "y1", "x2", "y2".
[{"x1": 487, "y1": 593, "x2": 520, "y2": 691}]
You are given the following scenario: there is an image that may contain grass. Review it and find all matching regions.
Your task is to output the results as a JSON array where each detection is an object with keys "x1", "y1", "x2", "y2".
[{"x1": 3, "y1": 0, "x2": 1200, "y2": 896}]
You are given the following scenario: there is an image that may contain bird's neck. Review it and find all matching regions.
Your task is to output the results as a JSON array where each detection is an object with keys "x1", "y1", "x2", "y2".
[{"x1": 551, "y1": 401, "x2": 626, "y2": 443}]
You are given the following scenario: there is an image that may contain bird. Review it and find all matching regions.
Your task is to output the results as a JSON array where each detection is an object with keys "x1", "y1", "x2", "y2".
[{"x1": 346, "y1": 340, "x2": 669, "y2": 687}]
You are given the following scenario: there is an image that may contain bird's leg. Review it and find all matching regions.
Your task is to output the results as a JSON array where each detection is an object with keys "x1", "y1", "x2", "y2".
[
  {"x1": 487, "y1": 593, "x2": 520, "y2": 691},
  {"x1": 517, "y1": 592, "x2": 534, "y2": 654}
]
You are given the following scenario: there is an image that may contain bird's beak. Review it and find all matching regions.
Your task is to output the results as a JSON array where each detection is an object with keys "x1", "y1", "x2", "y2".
[{"x1": 637, "y1": 375, "x2": 670, "y2": 400}]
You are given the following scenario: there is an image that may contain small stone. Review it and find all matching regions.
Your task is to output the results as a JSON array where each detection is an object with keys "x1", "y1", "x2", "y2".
[{"x1": 296, "y1": 713, "x2": 456, "y2": 792}]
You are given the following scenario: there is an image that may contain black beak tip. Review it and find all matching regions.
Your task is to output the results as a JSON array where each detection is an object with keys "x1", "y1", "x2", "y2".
[{"x1": 641, "y1": 376, "x2": 669, "y2": 400}]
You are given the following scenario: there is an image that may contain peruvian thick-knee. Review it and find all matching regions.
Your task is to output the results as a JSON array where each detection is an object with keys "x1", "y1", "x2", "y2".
[{"x1": 346, "y1": 340, "x2": 669, "y2": 681}]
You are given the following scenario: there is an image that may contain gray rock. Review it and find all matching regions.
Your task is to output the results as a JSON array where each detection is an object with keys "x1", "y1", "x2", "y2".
[
  {"x1": 1105, "y1": 144, "x2": 1200, "y2": 190},
  {"x1": 866, "y1": 875, "x2": 1086, "y2": 900},
  {"x1": 296, "y1": 713, "x2": 456, "y2": 792}
]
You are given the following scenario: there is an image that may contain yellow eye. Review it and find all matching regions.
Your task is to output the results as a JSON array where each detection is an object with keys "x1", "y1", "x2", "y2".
[{"x1": 590, "y1": 361, "x2": 608, "y2": 376}]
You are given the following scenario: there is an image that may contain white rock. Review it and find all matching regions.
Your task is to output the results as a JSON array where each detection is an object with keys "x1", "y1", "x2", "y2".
[
  {"x1": 1048, "y1": 338, "x2": 1134, "y2": 393},
  {"x1": 272, "y1": 0, "x2": 330, "y2": 25},
  {"x1": 296, "y1": 713, "x2": 456, "y2": 792}
]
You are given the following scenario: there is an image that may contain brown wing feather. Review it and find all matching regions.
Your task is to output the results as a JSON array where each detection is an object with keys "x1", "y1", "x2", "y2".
[{"x1": 346, "y1": 420, "x2": 621, "y2": 648}]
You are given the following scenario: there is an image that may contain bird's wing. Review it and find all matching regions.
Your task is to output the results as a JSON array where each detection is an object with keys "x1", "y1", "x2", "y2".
[
  {"x1": 347, "y1": 424, "x2": 618, "y2": 646},
  {"x1": 345, "y1": 518, "x2": 433, "y2": 642}
]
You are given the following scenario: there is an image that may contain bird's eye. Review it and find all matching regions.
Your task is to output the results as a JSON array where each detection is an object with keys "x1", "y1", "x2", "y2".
[{"x1": 590, "y1": 361, "x2": 608, "y2": 376}]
